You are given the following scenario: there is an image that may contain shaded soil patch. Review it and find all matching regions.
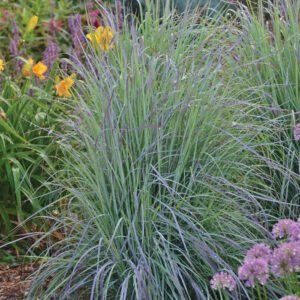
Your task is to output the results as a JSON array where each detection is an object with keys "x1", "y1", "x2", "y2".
[{"x1": 0, "y1": 263, "x2": 39, "y2": 300}]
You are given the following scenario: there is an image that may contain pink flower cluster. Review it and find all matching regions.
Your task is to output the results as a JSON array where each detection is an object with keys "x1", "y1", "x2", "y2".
[
  {"x1": 280, "y1": 296, "x2": 300, "y2": 300},
  {"x1": 238, "y1": 218, "x2": 300, "y2": 287},
  {"x1": 237, "y1": 243, "x2": 271, "y2": 287},
  {"x1": 245, "y1": 243, "x2": 271, "y2": 262},
  {"x1": 211, "y1": 218, "x2": 300, "y2": 294},
  {"x1": 210, "y1": 272, "x2": 236, "y2": 291},
  {"x1": 272, "y1": 219, "x2": 300, "y2": 241},
  {"x1": 271, "y1": 241, "x2": 300, "y2": 277}
]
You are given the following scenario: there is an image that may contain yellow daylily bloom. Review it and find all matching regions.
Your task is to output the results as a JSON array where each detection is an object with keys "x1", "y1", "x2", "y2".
[
  {"x1": 55, "y1": 77, "x2": 74, "y2": 97},
  {"x1": 86, "y1": 26, "x2": 114, "y2": 52},
  {"x1": 32, "y1": 62, "x2": 47, "y2": 80},
  {"x1": 22, "y1": 58, "x2": 34, "y2": 77},
  {"x1": 25, "y1": 16, "x2": 38, "y2": 33},
  {"x1": 0, "y1": 59, "x2": 4, "y2": 75}
]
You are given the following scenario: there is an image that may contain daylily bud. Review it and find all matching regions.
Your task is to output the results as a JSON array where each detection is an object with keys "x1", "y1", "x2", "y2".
[
  {"x1": 25, "y1": 16, "x2": 38, "y2": 33},
  {"x1": 0, "y1": 112, "x2": 7, "y2": 121}
]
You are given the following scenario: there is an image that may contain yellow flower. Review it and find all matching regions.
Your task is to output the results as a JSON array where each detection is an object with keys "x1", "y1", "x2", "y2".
[
  {"x1": 86, "y1": 26, "x2": 114, "y2": 52},
  {"x1": 0, "y1": 59, "x2": 4, "y2": 75},
  {"x1": 25, "y1": 16, "x2": 38, "y2": 33},
  {"x1": 22, "y1": 58, "x2": 34, "y2": 77},
  {"x1": 32, "y1": 62, "x2": 47, "y2": 80},
  {"x1": 55, "y1": 77, "x2": 74, "y2": 97}
]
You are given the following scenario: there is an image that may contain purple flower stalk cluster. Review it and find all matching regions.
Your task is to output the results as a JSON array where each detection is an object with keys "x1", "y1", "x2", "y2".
[
  {"x1": 9, "y1": 17, "x2": 24, "y2": 74},
  {"x1": 116, "y1": 1, "x2": 123, "y2": 31},
  {"x1": 43, "y1": 37, "x2": 59, "y2": 75},
  {"x1": 10, "y1": 18, "x2": 20, "y2": 58},
  {"x1": 68, "y1": 14, "x2": 85, "y2": 62},
  {"x1": 210, "y1": 272, "x2": 236, "y2": 291}
]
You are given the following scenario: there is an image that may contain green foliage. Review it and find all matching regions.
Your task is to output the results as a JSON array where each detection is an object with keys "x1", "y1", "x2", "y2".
[
  {"x1": 0, "y1": 0, "x2": 299, "y2": 298},
  {"x1": 226, "y1": 0, "x2": 300, "y2": 213},
  {"x1": 0, "y1": 0, "x2": 86, "y2": 261},
  {"x1": 27, "y1": 1, "x2": 299, "y2": 298},
  {"x1": 0, "y1": 63, "x2": 64, "y2": 259}
]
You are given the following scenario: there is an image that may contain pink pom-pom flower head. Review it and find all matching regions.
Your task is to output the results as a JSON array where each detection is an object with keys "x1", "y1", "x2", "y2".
[
  {"x1": 238, "y1": 258, "x2": 269, "y2": 287},
  {"x1": 210, "y1": 272, "x2": 236, "y2": 291}
]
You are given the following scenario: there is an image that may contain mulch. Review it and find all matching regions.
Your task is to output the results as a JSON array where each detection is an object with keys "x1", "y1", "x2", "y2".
[{"x1": 0, "y1": 263, "x2": 40, "y2": 300}]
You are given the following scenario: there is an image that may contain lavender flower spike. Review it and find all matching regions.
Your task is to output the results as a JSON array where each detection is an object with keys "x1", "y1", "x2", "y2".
[
  {"x1": 238, "y1": 258, "x2": 269, "y2": 287},
  {"x1": 116, "y1": 1, "x2": 123, "y2": 31},
  {"x1": 245, "y1": 243, "x2": 272, "y2": 263},
  {"x1": 9, "y1": 39, "x2": 18, "y2": 58},
  {"x1": 210, "y1": 272, "x2": 236, "y2": 291},
  {"x1": 43, "y1": 38, "x2": 59, "y2": 75},
  {"x1": 11, "y1": 18, "x2": 20, "y2": 45}
]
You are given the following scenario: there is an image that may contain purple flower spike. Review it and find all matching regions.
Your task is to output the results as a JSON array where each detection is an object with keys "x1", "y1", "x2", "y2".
[
  {"x1": 68, "y1": 14, "x2": 75, "y2": 36},
  {"x1": 11, "y1": 18, "x2": 20, "y2": 45},
  {"x1": 280, "y1": 296, "x2": 300, "y2": 300},
  {"x1": 245, "y1": 243, "x2": 272, "y2": 263},
  {"x1": 210, "y1": 272, "x2": 236, "y2": 291},
  {"x1": 271, "y1": 241, "x2": 300, "y2": 277},
  {"x1": 272, "y1": 219, "x2": 297, "y2": 240},
  {"x1": 68, "y1": 14, "x2": 84, "y2": 61},
  {"x1": 116, "y1": 1, "x2": 123, "y2": 31},
  {"x1": 294, "y1": 123, "x2": 300, "y2": 141},
  {"x1": 9, "y1": 39, "x2": 18, "y2": 58},
  {"x1": 43, "y1": 38, "x2": 59, "y2": 75},
  {"x1": 75, "y1": 14, "x2": 85, "y2": 45},
  {"x1": 238, "y1": 258, "x2": 269, "y2": 287}
]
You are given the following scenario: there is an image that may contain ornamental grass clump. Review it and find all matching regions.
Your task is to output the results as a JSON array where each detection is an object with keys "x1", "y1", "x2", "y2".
[
  {"x1": 227, "y1": 0, "x2": 300, "y2": 214},
  {"x1": 26, "y1": 2, "x2": 299, "y2": 299}
]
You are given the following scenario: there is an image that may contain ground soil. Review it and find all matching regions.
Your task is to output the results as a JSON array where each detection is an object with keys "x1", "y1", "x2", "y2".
[{"x1": 0, "y1": 263, "x2": 39, "y2": 300}]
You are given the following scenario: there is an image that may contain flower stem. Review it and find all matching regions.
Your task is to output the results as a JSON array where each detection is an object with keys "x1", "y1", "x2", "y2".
[
  {"x1": 262, "y1": 285, "x2": 267, "y2": 300},
  {"x1": 255, "y1": 281, "x2": 262, "y2": 300},
  {"x1": 222, "y1": 290, "x2": 230, "y2": 300}
]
